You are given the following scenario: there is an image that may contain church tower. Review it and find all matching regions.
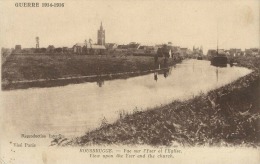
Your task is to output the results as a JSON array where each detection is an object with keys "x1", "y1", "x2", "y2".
[{"x1": 97, "y1": 22, "x2": 105, "y2": 45}]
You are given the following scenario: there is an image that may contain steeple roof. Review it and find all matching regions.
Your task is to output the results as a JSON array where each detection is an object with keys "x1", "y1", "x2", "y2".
[{"x1": 100, "y1": 21, "x2": 103, "y2": 30}]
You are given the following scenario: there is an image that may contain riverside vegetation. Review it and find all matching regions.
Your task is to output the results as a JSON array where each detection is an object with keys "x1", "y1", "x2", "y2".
[
  {"x1": 57, "y1": 56, "x2": 259, "y2": 147},
  {"x1": 2, "y1": 54, "x2": 181, "y2": 90}
]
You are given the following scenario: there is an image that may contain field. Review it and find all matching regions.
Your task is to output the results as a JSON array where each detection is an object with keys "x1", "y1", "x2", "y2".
[
  {"x1": 2, "y1": 53, "x2": 181, "y2": 90},
  {"x1": 59, "y1": 56, "x2": 260, "y2": 147}
]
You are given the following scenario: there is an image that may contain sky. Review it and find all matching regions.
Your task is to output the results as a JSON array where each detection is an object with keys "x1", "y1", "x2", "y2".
[{"x1": 0, "y1": 0, "x2": 259, "y2": 52}]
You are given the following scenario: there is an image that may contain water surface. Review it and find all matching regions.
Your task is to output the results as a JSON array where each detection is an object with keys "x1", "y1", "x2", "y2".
[{"x1": 2, "y1": 60, "x2": 252, "y2": 140}]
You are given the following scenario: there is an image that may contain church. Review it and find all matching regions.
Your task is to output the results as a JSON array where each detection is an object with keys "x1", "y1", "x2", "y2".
[
  {"x1": 73, "y1": 22, "x2": 106, "y2": 55},
  {"x1": 97, "y1": 22, "x2": 105, "y2": 46}
]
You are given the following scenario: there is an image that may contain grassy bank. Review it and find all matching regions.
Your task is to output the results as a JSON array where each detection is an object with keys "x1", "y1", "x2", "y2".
[
  {"x1": 2, "y1": 54, "x2": 180, "y2": 90},
  {"x1": 63, "y1": 56, "x2": 260, "y2": 147}
]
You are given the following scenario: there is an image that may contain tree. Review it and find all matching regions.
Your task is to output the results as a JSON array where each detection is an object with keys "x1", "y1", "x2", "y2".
[
  {"x1": 40, "y1": 48, "x2": 46, "y2": 53},
  {"x1": 54, "y1": 48, "x2": 62, "y2": 53}
]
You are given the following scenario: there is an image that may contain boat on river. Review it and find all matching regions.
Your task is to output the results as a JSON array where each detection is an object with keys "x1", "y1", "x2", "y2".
[
  {"x1": 210, "y1": 36, "x2": 228, "y2": 67},
  {"x1": 211, "y1": 54, "x2": 228, "y2": 67}
]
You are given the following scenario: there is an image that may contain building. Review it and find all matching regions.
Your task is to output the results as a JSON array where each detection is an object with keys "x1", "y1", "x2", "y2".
[
  {"x1": 73, "y1": 43, "x2": 84, "y2": 54},
  {"x1": 90, "y1": 45, "x2": 106, "y2": 55},
  {"x1": 169, "y1": 46, "x2": 181, "y2": 55},
  {"x1": 14, "y1": 45, "x2": 22, "y2": 53},
  {"x1": 127, "y1": 42, "x2": 140, "y2": 53},
  {"x1": 73, "y1": 40, "x2": 106, "y2": 55},
  {"x1": 134, "y1": 45, "x2": 156, "y2": 55},
  {"x1": 229, "y1": 48, "x2": 242, "y2": 57},
  {"x1": 115, "y1": 45, "x2": 128, "y2": 52},
  {"x1": 15, "y1": 45, "x2": 21, "y2": 50},
  {"x1": 207, "y1": 49, "x2": 217, "y2": 57},
  {"x1": 22, "y1": 48, "x2": 35, "y2": 53},
  {"x1": 245, "y1": 48, "x2": 260, "y2": 57},
  {"x1": 105, "y1": 43, "x2": 118, "y2": 50},
  {"x1": 193, "y1": 46, "x2": 203, "y2": 55},
  {"x1": 128, "y1": 42, "x2": 140, "y2": 49},
  {"x1": 97, "y1": 22, "x2": 105, "y2": 46},
  {"x1": 47, "y1": 45, "x2": 55, "y2": 53},
  {"x1": 180, "y1": 48, "x2": 188, "y2": 53}
]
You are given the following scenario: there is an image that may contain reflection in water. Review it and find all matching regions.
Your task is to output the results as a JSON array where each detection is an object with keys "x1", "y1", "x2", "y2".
[
  {"x1": 96, "y1": 66, "x2": 105, "y2": 87},
  {"x1": 96, "y1": 67, "x2": 173, "y2": 85},
  {"x1": 164, "y1": 68, "x2": 171, "y2": 78},
  {"x1": 97, "y1": 77, "x2": 105, "y2": 87},
  {"x1": 154, "y1": 68, "x2": 171, "y2": 81},
  {"x1": 154, "y1": 72, "x2": 158, "y2": 81},
  {"x1": 164, "y1": 71, "x2": 167, "y2": 78}
]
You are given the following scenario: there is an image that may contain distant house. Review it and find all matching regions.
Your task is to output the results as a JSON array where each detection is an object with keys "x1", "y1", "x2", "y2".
[
  {"x1": 193, "y1": 46, "x2": 203, "y2": 55},
  {"x1": 224, "y1": 50, "x2": 230, "y2": 55},
  {"x1": 105, "y1": 43, "x2": 118, "y2": 50},
  {"x1": 47, "y1": 45, "x2": 55, "y2": 53},
  {"x1": 169, "y1": 46, "x2": 181, "y2": 55},
  {"x1": 245, "y1": 48, "x2": 259, "y2": 57},
  {"x1": 115, "y1": 45, "x2": 128, "y2": 52},
  {"x1": 251, "y1": 48, "x2": 260, "y2": 56},
  {"x1": 135, "y1": 45, "x2": 156, "y2": 55},
  {"x1": 217, "y1": 49, "x2": 226, "y2": 56},
  {"x1": 22, "y1": 48, "x2": 35, "y2": 53},
  {"x1": 90, "y1": 44, "x2": 106, "y2": 55},
  {"x1": 73, "y1": 42, "x2": 106, "y2": 55},
  {"x1": 156, "y1": 44, "x2": 184, "y2": 58},
  {"x1": 127, "y1": 42, "x2": 140, "y2": 52},
  {"x1": 180, "y1": 48, "x2": 188, "y2": 52},
  {"x1": 14, "y1": 45, "x2": 22, "y2": 53},
  {"x1": 207, "y1": 49, "x2": 217, "y2": 57},
  {"x1": 229, "y1": 48, "x2": 242, "y2": 57},
  {"x1": 73, "y1": 43, "x2": 84, "y2": 54},
  {"x1": 15, "y1": 45, "x2": 21, "y2": 51},
  {"x1": 179, "y1": 48, "x2": 189, "y2": 57}
]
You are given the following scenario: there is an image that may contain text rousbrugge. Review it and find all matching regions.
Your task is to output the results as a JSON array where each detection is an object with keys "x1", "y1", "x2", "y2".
[{"x1": 80, "y1": 148, "x2": 182, "y2": 159}]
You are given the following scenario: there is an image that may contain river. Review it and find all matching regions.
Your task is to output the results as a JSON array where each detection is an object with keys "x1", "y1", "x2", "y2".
[{"x1": 1, "y1": 59, "x2": 252, "y2": 144}]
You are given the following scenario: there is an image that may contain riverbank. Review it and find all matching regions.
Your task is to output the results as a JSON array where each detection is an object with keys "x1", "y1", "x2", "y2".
[
  {"x1": 62, "y1": 56, "x2": 259, "y2": 147},
  {"x1": 2, "y1": 54, "x2": 181, "y2": 90}
]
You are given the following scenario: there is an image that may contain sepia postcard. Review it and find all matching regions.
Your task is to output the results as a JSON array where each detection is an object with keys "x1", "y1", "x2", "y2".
[{"x1": 0, "y1": 0, "x2": 259, "y2": 163}]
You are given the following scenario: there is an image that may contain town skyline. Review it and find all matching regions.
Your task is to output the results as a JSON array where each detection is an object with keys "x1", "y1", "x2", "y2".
[{"x1": 0, "y1": 0, "x2": 259, "y2": 52}]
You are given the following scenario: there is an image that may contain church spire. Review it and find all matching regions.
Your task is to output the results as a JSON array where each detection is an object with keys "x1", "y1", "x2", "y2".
[
  {"x1": 97, "y1": 21, "x2": 105, "y2": 45},
  {"x1": 100, "y1": 21, "x2": 103, "y2": 30}
]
